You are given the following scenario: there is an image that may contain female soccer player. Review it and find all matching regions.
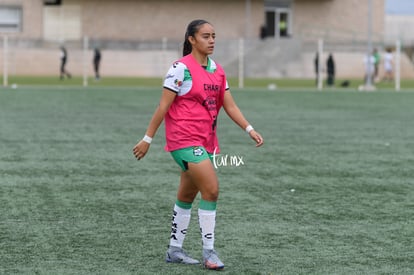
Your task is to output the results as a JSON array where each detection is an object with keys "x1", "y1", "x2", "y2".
[{"x1": 133, "y1": 19, "x2": 264, "y2": 270}]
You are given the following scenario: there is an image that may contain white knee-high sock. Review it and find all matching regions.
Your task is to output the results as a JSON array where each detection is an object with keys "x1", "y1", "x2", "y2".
[
  {"x1": 169, "y1": 204, "x2": 191, "y2": 248},
  {"x1": 198, "y1": 208, "x2": 216, "y2": 250}
]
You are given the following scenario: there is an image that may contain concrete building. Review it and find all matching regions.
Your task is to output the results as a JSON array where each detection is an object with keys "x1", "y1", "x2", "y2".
[
  {"x1": 1, "y1": 0, "x2": 412, "y2": 79},
  {"x1": 0, "y1": 0, "x2": 385, "y2": 41}
]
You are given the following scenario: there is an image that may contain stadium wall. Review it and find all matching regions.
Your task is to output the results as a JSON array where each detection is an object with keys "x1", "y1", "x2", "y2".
[
  {"x1": 3, "y1": 0, "x2": 412, "y2": 79},
  {"x1": 1, "y1": 0, "x2": 385, "y2": 42},
  {"x1": 293, "y1": 0, "x2": 385, "y2": 43},
  {"x1": 385, "y1": 15, "x2": 414, "y2": 45},
  {"x1": 0, "y1": 0, "x2": 43, "y2": 38},
  {"x1": 0, "y1": 0, "x2": 264, "y2": 40}
]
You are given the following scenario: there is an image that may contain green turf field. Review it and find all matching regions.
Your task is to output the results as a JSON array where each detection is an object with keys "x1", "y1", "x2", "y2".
[{"x1": 1, "y1": 85, "x2": 414, "y2": 274}]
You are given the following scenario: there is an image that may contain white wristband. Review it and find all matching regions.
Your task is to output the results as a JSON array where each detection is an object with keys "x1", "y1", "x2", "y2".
[
  {"x1": 142, "y1": 135, "x2": 152, "y2": 144},
  {"x1": 245, "y1": 125, "x2": 254, "y2": 133}
]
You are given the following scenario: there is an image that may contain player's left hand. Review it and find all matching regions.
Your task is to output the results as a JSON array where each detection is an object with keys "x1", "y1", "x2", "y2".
[
  {"x1": 249, "y1": 130, "x2": 264, "y2": 147},
  {"x1": 133, "y1": 140, "x2": 151, "y2": 160}
]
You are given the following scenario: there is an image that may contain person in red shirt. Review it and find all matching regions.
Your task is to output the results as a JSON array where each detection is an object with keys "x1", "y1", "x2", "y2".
[{"x1": 133, "y1": 19, "x2": 263, "y2": 270}]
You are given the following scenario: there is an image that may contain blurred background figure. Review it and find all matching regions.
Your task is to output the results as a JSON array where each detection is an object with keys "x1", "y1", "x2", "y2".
[
  {"x1": 326, "y1": 53, "x2": 335, "y2": 87},
  {"x1": 60, "y1": 46, "x2": 71, "y2": 80},
  {"x1": 314, "y1": 52, "x2": 319, "y2": 85},
  {"x1": 279, "y1": 17, "x2": 287, "y2": 37},
  {"x1": 364, "y1": 52, "x2": 376, "y2": 85},
  {"x1": 93, "y1": 48, "x2": 102, "y2": 80},
  {"x1": 260, "y1": 25, "x2": 267, "y2": 40},
  {"x1": 383, "y1": 48, "x2": 394, "y2": 82},
  {"x1": 373, "y1": 48, "x2": 381, "y2": 82}
]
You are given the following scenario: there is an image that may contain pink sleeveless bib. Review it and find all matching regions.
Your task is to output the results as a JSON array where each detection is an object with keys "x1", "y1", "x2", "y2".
[{"x1": 164, "y1": 54, "x2": 226, "y2": 153}]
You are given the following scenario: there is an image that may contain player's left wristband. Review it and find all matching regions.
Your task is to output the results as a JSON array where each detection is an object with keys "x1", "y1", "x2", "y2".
[
  {"x1": 245, "y1": 125, "x2": 254, "y2": 134},
  {"x1": 142, "y1": 135, "x2": 152, "y2": 144}
]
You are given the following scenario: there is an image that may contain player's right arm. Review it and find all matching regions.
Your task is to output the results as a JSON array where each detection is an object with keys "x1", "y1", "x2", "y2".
[
  {"x1": 133, "y1": 62, "x2": 185, "y2": 160},
  {"x1": 133, "y1": 89, "x2": 176, "y2": 160}
]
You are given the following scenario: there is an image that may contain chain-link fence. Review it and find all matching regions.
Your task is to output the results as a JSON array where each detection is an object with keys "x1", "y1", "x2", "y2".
[
  {"x1": 0, "y1": 36, "x2": 183, "y2": 80},
  {"x1": 2, "y1": 34, "x2": 414, "y2": 85}
]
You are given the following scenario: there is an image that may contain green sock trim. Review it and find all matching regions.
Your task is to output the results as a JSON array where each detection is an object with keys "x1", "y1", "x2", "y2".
[
  {"x1": 199, "y1": 199, "x2": 217, "y2": 211},
  {"x1": 175, "y1": 200, "x2": 192, "y2": 210}
]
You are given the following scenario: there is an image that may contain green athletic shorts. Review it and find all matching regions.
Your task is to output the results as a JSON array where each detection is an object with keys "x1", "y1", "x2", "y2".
[{"x1": 171, "y1": 146, "x2": 213, "y2": 171}]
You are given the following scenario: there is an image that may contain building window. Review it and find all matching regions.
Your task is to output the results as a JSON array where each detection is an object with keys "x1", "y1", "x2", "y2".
[
  {"x1": 44, "y1": 0, "x2": 62, "y2": 5},
  {"x1": 264, "y1": 0, "x2": 292, "y2": 39},
  {"x1": 0, "y1": 6, "x2": 22, "y2": 33}
]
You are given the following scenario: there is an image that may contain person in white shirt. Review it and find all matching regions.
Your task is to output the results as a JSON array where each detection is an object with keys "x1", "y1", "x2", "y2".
[
  {"x1": 383, "y1": 48, "x2": 394, "y2": 82},
  {"x1": 363, "y1": 53, "x2": 375, "y2": 84}
]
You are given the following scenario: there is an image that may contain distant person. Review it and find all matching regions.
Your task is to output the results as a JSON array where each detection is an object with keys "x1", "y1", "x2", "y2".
[
  {"x1": 93, "y1": 48, "x2": 102, "y2": 80},
  {"x1": 279, "y1": 19, "x2": 287, "y2": 37},
  {"x1": 314, "y1": 52, "x2": 319, "y2": 85},
  {"x1": 260, "y1": 25, "x2": 267, "y2": 40},
  {"x1": 383, "y1": 48, "x2": 394, "y2": 82},
  {"x1": 363, "y1": 52, "x2": 375, "y2": 85},
  {"x1": 373, "y1": 48, "x2": 381, "y2": 82},
  {"x1": 60, "y1": 46, "x2": 71, "y2": 80},
  {"x1": 326, "y1": 53, "x2": 335, "y2": 87}
]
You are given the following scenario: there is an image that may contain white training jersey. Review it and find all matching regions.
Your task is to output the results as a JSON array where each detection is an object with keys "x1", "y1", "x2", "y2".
[
  {"x1": 383, "y1": 52, "x2": 393, "y2": 72},
  {"x1": 163, "y1": 57, "x2": 229, "y2": 96}
]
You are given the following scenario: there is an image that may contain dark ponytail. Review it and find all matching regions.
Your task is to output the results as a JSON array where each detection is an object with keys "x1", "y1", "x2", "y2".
[{"x1": 182, "y1": 19, "x2": 210, "y2": 56}]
